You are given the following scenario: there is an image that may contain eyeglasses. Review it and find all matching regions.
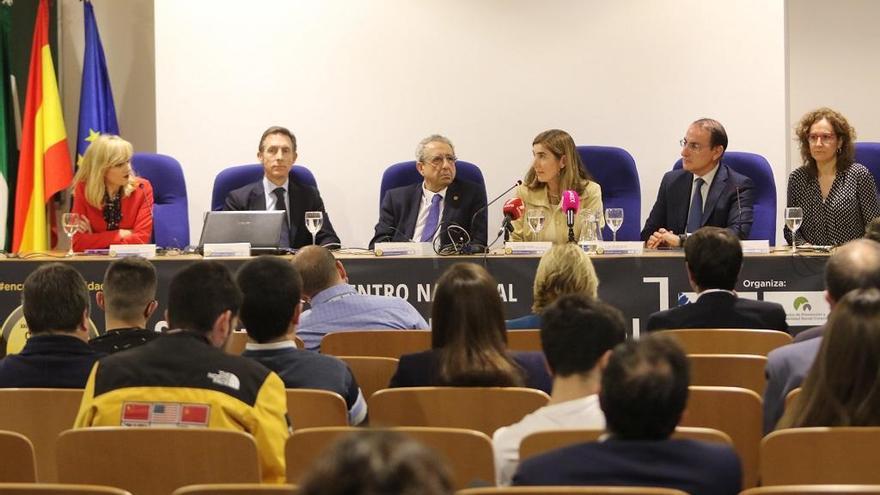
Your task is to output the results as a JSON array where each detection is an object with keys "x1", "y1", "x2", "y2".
[
  {"x1": 679, "y1": 138, "x2": 711, "y2": 153},
  {"x1": 425, "y1": 155, "x2": 457, "y2": 167},
  {"x1": 808, "y1": 133, "x2": 837, "y2": 144}
]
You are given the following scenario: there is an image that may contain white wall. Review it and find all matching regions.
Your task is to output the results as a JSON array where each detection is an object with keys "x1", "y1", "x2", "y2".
[{"x1": 153, "y1": 0, "x2": 787, "y2": 248}]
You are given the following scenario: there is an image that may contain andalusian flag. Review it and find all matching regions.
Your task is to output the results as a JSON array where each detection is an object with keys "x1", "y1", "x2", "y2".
[
  {"x1": 12, "y1": 0, "x2": 73, "y2": 253},
  {"x1": 77, "y1": 0, "x2": 118, "y2": 164},
  {"x1": 0, "y1": 1, "x2": 18, "y2": 251}
]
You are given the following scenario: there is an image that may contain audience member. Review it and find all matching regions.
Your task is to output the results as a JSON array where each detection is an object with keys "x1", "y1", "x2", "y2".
[
  {"x1": 646, "y1": 226, "x2": 787, "y2": 332},
  {"x1": 224, "y1": 125, "x2": 340, "y2": 249},
  {"x1": 0, "y1": 263, "x2": 99, "y2": 388},
  {"x1": 389, "y1": 263, "x2": 551, "y2": 392},
  {"x1": 237, "y1": 256, "x2": 366, "y2": 425},
  {"x1": 864, "y1": 217, "x2": 880, "y2": 243},
  {"x1": 73, "y1": 261, "x2": 290, "y2": 483},
  {"x1": 493, "y1": 294, "x2": 625, "y2": 485},
  {"x1": 370, "y1": 134, "x2": 487, "y2": 249},
  {"x1": 642, "y1": 118, "x2": 754, "y2": 248},
  {"x1": 513, "y1": 334, "x2": 741, "y2": 495},
  {"x1": 299, "y1": 430, "x2": 454, "y2": 495},
  {"x1": 764, "y1": 239, "x2": 880, "y2": 432},
  {"x1": 89, "y1": 257, "x2": 160, "y2": 354},
  {"x1": 507, "y1": 243, "x2": 599, "y2": 329},
  {"x1": 778, "y1": 288, "x2": 880, "y2": 428},
  {"x1": 293, "y1": 245, "x2": 427, "y2": 351}
]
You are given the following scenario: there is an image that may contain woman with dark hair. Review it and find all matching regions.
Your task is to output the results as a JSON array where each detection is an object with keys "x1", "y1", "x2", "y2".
[
  {"x1": 785, "y1": 108, "x2": 879, "y2": 246},
  {"x1": 778, "y1": 288, "x2": 880, "y2": 428},
  {"x1": 510, "y1": 129, "x2": 604, "y2": 244},
  {"x1": 389, "y1": 263, "x2": 551, "y2": 392}
]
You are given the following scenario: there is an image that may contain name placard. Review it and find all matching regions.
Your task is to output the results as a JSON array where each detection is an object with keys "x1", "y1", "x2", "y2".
[
  {"x1": 374, "y1": 242, "x2": 434, "y2": 257},
  {"x1": 504, "y1": 241, "x2": 552, "y2": 255},
  {"x1": 109, "y1": 244, "x2": 157, "y2": 259},
  {"x1": 203, "y1": 243, "x2": 251, "y2": 258}
]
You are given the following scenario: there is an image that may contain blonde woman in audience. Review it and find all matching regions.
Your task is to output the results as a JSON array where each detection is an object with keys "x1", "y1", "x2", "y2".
[
  {"x1": 778, "y1": 287, "x2": 880, "y2": 428},
  {"x1": 507, "y1": 243, "x2": 599, "y2": 329}
]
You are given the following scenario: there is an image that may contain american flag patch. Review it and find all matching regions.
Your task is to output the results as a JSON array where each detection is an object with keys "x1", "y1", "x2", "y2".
[{"x1": 121, "y1": 402, "x2": 210, "y2": 427}]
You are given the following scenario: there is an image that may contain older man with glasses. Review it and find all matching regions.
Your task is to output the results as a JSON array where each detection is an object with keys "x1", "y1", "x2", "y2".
[
  {"x1": 370, "y1": 134, "x2": 487, "y2": 249},
  {"x1": 641, "y1": 118, "x2": 755, "y2": 248}
]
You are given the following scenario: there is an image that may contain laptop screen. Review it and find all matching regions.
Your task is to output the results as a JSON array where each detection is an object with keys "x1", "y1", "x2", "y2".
[{"x1": 198, "y1": 211, "x2": 286, "y2": 249}]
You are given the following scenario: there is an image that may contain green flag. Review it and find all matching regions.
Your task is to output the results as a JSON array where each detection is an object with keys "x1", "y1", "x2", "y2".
[{"x1": 0, "y1": 1, "x2": 19, "y2": 251}]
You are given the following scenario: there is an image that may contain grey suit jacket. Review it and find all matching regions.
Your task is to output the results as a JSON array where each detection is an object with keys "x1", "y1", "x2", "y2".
[{"x1": 763, "y1": 333, "x2": 823, "y2": 433}]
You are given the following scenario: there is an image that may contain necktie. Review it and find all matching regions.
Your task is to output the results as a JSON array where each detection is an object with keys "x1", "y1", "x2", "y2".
[
  {"x1": 686, "y1": 177, "x2": 705, "y2": 234},
  {"x1": 273, "y1": 187, "x2": 290, "y2": 247},
  {"x1": 421, "y1": 194, "x2": 442, "y2": 242}
]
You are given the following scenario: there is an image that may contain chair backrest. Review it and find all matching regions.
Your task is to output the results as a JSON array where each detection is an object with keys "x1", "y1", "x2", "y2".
[
  {"x1": 679, "y1": 386, "x2": 762, "y2": 488},
  {"x1": 506, "y1": 330, "x2": 543, "y2": 352},
  {"x1": 0, "y1": 483, "x2": 133, "y2": 494},
  {"x1": 740, "y1": 485, "x2": 880, "y2": 495},
  {"x1": 577, "y1": 146, "x2": 641, "y2": 241},
  {"x1": 0, "y1": 389, "x2": 84, "y2": 482},
  {"x1": 687, "y1": 354, "x2": 768, "y2": 395},
  {"x1": 286, "y1": 426, "x2": 495, "y2": 489},
  {"x1": 761, "y1": 427, "x2": 880, "y2": 486},
  {"x1": 131, "y1": 152, "x2": 190, "y2": 248},
  {"x1": 225, "y1": 333, "x2": 305, "y2": 355},
  {"x1": 286, "y1": 388, "x2": 349, "y2": 429},
  {"x1": 0, "y1": 431, "x2": 36, "y2": 482},
  {"x1": 336, "y1": 356, "x2": 399, "y2": 400},
  {"x1": 855, "y1": 142, "x2": 880, "y2": 201},
  {"x1": 368, "y1": 387, "x2": 549, "y2": 436},
  {"x1": 673, "y1": 151, "x2": 777, "y2": 244},
  {"x1": 172, "y1": 484, "x2": 297, "y2": 495},
  {"x1": 55, "y1": 428, "x2": 261, "y2": 495},
  {"x1": 378, "y1": 160, "x2": 486, "y2": 206},
  {"x1": 518, "y1": 426, "x2": 732, "y2": 462},
  {"x1": 457, "y1": 487, "x2": 689, "y2": 494},
  {"x1": 784, "y1": 387, "x2": 801, "y2": 410},
  {"x1": 210, "y1": 164, "x2": 318, "y2": 211},
  {"x1": 321, "y1": 330, "x2": 542, "y2": 358},
  {"x1": 656, "y1": 329, "x2": 792, "y2": 355}
]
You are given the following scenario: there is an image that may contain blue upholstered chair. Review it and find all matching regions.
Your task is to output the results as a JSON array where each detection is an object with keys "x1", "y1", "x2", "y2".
[
  {"x1": 378, "y1": 160, "x2": 486, "y2": 206},
  {"x1": 673, "y1": 151, "x2": 777, "y2": 245},
  {"x1": 576, "y1": 146, "x2": 641, "y2": 241},
  {"x1": 131, "y1": 153, "x2": 190, "y2": 248},
  {"x1": 210, "y1": 164, "x2": 318, "y2": 211},
  {"x1": 855, "y1": 142, "x2": 880, "y2": 201}
]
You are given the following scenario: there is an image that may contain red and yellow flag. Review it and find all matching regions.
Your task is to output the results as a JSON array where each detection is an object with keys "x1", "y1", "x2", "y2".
[{"x1": 12, "y1": 0, "x2": 73, "y2": 253}]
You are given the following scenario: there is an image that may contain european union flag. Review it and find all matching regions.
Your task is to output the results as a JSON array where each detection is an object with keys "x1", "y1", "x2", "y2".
[{"x1": 76, "y1": 0, "x2": 118, "y2": 165}]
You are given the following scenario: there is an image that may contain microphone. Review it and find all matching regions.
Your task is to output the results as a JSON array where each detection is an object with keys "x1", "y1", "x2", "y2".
[
  {"x1": 500, "y1": 197, "x2": 524, "y2": 241},
  {"x1": 469, "y1": 180, "x2": 523, "y2": 230},
  {"x1": 561, "y1": 189, "x2": 580, "y2": 243}
]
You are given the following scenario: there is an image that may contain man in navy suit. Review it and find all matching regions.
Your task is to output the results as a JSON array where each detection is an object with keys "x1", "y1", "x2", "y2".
[
  {"x1": 513, "y1": 334, "x2": 742, "y2": 495},
  {"x1": 642, "y1": 118, "x2": 754, "y2": 248},
  {"x1": 645, "y1": 226, "x2": 788, "y2": 332},
  {"x1": 369, "y1": 135, "x2": 487, "y2": 250},
  {"x1": 225, "y1": 126, "x2": 340, "y2": 249}
]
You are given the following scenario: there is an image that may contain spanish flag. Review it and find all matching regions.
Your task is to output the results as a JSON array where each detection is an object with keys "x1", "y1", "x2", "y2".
[{"x1": 12, "y1": 0, "x2": 73, "y2": 253}]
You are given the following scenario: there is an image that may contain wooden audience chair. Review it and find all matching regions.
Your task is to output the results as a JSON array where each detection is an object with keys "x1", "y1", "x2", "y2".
[
  {"x1": 761, "y1": 428, "x2": 880, "y2": 485},
  {"x1": 656, "y1": 329, "x2": 792, "y2": 355},
  {"x1": 224, "y1": 332, "x2": 305, "y2": 355},
  {"x1": 368, "y1": 387, "x2": 550, "y2": 436},
  {"x1": 679, "y1": 386, "x2": 762, "y2": 488},
  {"x1": 0, "y1": 389, "x2": 83, "y2": 481},
  {"x1": 741, "y1": 486, "x2": 880, "y2": 494},
  {"x1": 519, "y1": 426, "x2": 732, "y2": 461},
  {"x1": 456, "y1": 487, "x2": 689, "y2": 494},
  {"x1": 0, "y1": 431, "x2": 36, "y2": 482},
  {"x1": 320, "y1": 330, "x2": 430, "y2": 358},
  {"x1": 336, "y1": 356, "x2": 399, "y2": 399},
  {"x1": 286, "y1": 426, "x2": 494, "y2": 489},
  {"x1": 286, "y1": 389, "x2": 349, "y2": 429},
  {"x1": 0, "y1": 484, "x2": 132, "y2": 494},
  {"x1": 55, "y1": 428, "x2": 261, "y2": 495},
  {"x1": 687, "y1": 354, "x2": 768, "y2": 395},
  {"x1": 505, "y1": 330, "x2": 543, "y2": 352},
  {"x1": 784, "y1": 387, "x2": 802, "y2": 410},
  {"x1": 173, "y1": 484, "x2": 297, "y2": 494}
]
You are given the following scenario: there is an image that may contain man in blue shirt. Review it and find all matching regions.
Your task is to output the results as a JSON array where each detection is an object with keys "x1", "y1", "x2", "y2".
[{"x1": 292, "y1": 246, "x2": 428, "y2": 351}]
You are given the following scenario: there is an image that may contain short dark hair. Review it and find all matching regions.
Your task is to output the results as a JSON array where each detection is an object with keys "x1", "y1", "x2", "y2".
[
  {"x1": 540, "y1": 294, "x2": 626, "y2": 377},
  {"x1": 102, "y1": 257, "x2": 157, "y2": 322},
  {"x1": 292, "y1": 246, "x2": 339, "y2": 296},
  {"x1": 258, "y1": 125, "x2": 297, "y2": 153},
  {"x1": 167, "y1": 261, "x2": 242, "y2": 334},
  {"x1": 237, "y1": 256, "x2": 302, "y2": 343},
  {"x1": 599, "y1": 334, "x2": 690, "y2": 440},
  {"x1": 685, "y1": 227, "x2": 742, "y2": 291},
  {"x1": 22, "y1": 263, "x2": 90, "y2": 334},
  {"x1": 692, "y1": 118, "x2": 728, "y2": 152},
  {"x1": 825, "y1": 239, "x2": 880, "y2": 302}
]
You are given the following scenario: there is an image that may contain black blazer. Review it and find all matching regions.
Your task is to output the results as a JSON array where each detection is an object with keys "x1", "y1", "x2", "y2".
[
  {"x1": 369, "y1": 179, "x2": 488, "y2": 249},
  {"x1": 645, "y1": 291, "x2": 788, "y2": 333},
  {"x1": 641, "y1": 164, "x2": 755, "y2": 241},
  {"x1": 0, "y1": 334, "x2": 101, "y2": 388},
  {"x1": 224, "y1": 179, "x2": 340, "y2": 249}
]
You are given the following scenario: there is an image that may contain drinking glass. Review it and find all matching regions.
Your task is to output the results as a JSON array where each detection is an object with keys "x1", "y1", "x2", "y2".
[
  {"x1": 304, "y1": 211, "x2": 323, "y2": 245},
  {"x1": 62, "y1": 213, "x2": 82, "y2": 257},
  {"x1": 785, "y1": 207, "x2": 804, "y2": 253},
  {"x1": 605, "y1": 208, "x2": 624, "y2": 242},
  {"x1": 526, "y1": 208, "x2": 545, "y2": 241}
]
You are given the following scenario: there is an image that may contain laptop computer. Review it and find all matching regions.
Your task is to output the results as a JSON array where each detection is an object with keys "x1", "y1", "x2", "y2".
[{"x1": 198, "y1": 211, "x2": 287, "y2": 254}]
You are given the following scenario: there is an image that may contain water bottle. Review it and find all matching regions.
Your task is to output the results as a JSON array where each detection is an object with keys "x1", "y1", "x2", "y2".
[{"x1": 578, "y1": 210, "x2": 603, "y2": 254}]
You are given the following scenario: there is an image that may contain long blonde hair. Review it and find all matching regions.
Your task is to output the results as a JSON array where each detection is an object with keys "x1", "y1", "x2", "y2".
[
  {"x1": 73, "y1": 135, "x2": 136, "y2": 208},
  {"x1": 524, "y1": 129, "x2": 593, "y2": 194}
]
